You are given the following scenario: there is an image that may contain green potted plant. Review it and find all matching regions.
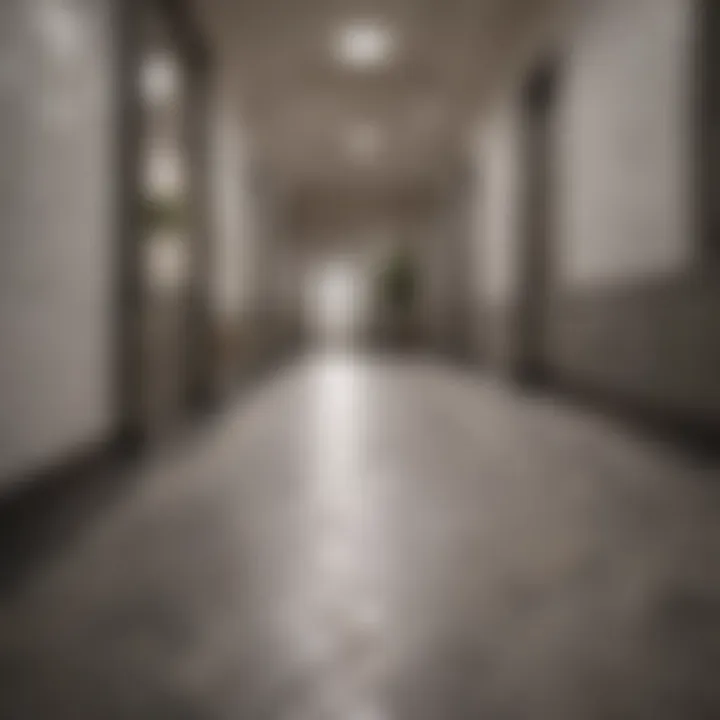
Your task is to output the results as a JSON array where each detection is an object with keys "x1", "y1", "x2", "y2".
[{"x1": 377, "y1": 248, "x2": 420, "y2": 348}]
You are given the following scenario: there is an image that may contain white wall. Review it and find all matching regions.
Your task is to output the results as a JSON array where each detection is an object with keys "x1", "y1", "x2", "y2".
[
  {"x1": 557, "y1": 0, "x2": 695, "y2": 288},
  {"x1": 473, "y1": 0, "x2": 720, "y2": 415},
  {"x1": 209, "y1": 77, "x2": 280, "y2": 384},
  {"x1": 211, "y1": 91, "x2": 254, "y2": 321},
  {"x1": 475, "y1": 100, "x2": 524, "y2": 307},
  {"x1": 0, "y1": 0, "x2": 116, "y2": 481},
  {"x1": 413, "y1": 182, "x2": 476, "y2": 354},
  {"x1": 475, "y1": 0, "x2": 695, "y2": 299},
  {"x1": 210, "y1": 83, "x2": 303, "y2": 373}
]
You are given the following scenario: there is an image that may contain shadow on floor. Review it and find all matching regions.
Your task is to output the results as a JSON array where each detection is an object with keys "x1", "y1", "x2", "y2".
[{"x1": 0, "y1": 444, "x2": 141, "y2": 598}]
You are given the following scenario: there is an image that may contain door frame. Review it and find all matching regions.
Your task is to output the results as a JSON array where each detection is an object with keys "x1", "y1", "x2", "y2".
[
  {"x1": 114, "y1": 0, "x2": 212, "y2": 449},
  {"x1": 514, "y1": 59, "x2": 559, "y2": 387}
]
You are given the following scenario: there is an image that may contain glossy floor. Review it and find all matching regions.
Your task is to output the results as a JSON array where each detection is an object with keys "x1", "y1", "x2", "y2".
[{"x1": 1, "y1": 354, "x2": 719, "y2": 719}]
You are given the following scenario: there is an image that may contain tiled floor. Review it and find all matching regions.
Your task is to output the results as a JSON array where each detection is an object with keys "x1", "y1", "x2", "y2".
[{"x1": 0, "y1": 353, "x2": 718, "y2": 719}]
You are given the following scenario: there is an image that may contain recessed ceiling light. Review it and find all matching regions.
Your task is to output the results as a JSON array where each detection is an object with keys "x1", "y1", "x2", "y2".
[{"x1": 334, "y1": 21, "x2": 394, "y2": 68}]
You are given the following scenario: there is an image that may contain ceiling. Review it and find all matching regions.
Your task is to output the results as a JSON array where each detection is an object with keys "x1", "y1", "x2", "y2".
[{"x1": 192, "y1": 0, "x2": 565, "y2": 195}]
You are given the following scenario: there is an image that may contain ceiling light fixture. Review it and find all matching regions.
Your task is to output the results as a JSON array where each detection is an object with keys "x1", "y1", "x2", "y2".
[{"x1": 334, "y1": 21, "x2": 394, "y2": 68}]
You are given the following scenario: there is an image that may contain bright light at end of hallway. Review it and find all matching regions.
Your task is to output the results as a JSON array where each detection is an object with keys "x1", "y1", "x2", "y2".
[
  {"x1": 334, "y1": 21, "x2": 395, "y2": 68},
  {"x1": 309, "y1": 262, "x2": 365, "y2": 344}
]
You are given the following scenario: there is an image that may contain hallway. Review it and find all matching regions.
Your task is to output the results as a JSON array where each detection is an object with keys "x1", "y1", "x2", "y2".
[{"x1": 1, "y1": 355, "x2": 718, "y2": 720}]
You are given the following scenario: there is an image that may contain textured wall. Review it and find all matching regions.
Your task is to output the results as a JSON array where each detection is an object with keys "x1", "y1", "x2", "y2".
[
  {"x1": 0, "y1": 0, "x2": 116, "y2": 481},
  {"x1": 476, "y1": 0, "x2": 720, "y2": 418},
  {"x1": 549, "y1": 0, "x2": 720, "y2": 417},
  {"x1": 207, "y1": 82, "x2": 296, "y2": 383}
]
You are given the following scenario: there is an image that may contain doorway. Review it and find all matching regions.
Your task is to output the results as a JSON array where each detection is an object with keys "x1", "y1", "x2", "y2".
[
  {"x1": 305, "y1": 258, "x2": 370, "y2": 349},
  {"x1": 116, "y1": 0, "x2": 211, "y2": 447},
  {"x1": 516, "y1": 61, "x2": 559, "y2": 385},
  {"x1": 139, "y1": 5, "x2": 191, "y2": 438}
]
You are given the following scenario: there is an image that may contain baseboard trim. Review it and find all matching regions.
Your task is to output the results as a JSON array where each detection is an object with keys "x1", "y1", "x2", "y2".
[
  {"x1": 0, "y1": 433, "x2": 135, "y2": 594},
  {"x1": 0, "y1": 433, "x2": 130, "y2": 516},
  {"x1": 549, "y1": 373, "x2": 720, "y2": 462}
]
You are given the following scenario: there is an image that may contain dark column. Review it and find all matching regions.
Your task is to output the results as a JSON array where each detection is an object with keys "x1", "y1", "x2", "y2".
[
  {"x1": 115, "y1": 0, "x2": 145, "y2": 451},
  {"x1": 185, "y1": 41, "x2": 216, "y2": 413},
  {"x1": 515, "y1": 61, "x2": 559, "y2": 387}
]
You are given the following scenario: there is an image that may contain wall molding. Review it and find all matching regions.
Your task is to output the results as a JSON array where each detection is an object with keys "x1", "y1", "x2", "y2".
[{"x1": 547, "y1": 370, "x2": 720, "y2": 462}]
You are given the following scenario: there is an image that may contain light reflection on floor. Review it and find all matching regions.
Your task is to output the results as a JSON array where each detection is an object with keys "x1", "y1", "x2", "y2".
[
  {"x1": 1, "y1": 354, "x2": 718, "y2": 719},
  {"x1": 287, "y1": 353, "x2": 388, "y2": 719}
]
